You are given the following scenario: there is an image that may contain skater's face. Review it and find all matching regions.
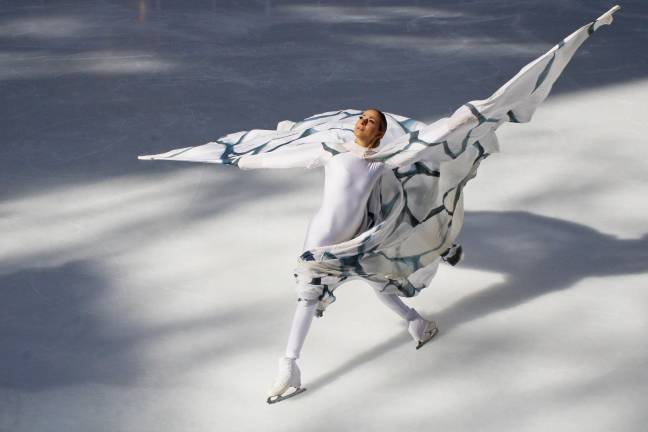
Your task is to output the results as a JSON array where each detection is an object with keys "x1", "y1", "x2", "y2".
[{"x1": 354, "y1": 110, "x2": 385, "y2": 148}]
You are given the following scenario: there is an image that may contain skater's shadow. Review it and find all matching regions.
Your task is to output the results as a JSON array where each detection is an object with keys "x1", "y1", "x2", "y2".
[
  {"x1": 435, "y1": 211, "x2": 648, "y2": 331},
  {"x1": 308, "y1": 210, "x2": 648, "y2": 393}
]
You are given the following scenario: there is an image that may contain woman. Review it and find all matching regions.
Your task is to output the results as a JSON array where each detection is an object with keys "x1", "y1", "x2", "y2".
[
  {"x1": 267, "y1": 108, "x2": 442, "y2": 403},
  {"x1": 138, "y1": 6, "x2": 619, "y2": 404}
]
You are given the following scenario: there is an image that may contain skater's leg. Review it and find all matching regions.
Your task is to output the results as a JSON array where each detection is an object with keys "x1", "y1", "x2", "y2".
[
  {"x1": 366, "y1": 280, "x2": 438, "y2": 349},
  {"x1": 368, "y1": 281, "x2": 417, "y2": 322},
  {"x1": 376, "y1": 292, "x2": 418, "y2": 321},
  {"x1": 285, "y1": 298, "x2": 318, "y2": 359},
  {"x1": 268, "y1": 298, "x2": 317, "y2": 403}
]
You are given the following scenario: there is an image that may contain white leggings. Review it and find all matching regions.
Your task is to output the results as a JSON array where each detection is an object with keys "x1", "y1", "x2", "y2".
[{"x1": 285, "y1": 280, "x2": 417, "y2": 359}]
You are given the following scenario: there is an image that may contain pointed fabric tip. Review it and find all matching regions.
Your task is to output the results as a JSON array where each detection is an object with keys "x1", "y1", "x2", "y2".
[{"x1": 593, "y1": 5, "x2": 620, "y2": 31}]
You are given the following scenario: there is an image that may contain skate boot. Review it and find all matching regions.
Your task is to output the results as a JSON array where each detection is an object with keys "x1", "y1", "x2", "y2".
[
  {"x1": 266, "y1": 356, "x2": 307, "y2": 404},
  {"x1": 408, "y1": 308, "x2": 438, "y2": 350},
  {"x1": 441, "y1": 243, "x2": 463, "y2": 266}
]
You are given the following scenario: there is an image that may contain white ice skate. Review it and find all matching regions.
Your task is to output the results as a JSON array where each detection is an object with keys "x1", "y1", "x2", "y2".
[
  {"x1": 266, "y1": 357, "x2": 307, "y2": 404},
  {"x1": 408, "y1": 309, "x2": 438, "y2": 350}
]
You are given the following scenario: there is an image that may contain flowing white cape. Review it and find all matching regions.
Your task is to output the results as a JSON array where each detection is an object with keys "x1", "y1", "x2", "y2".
[{"x1": 140, "y1": 7, "x2": 619, "y2": 316}]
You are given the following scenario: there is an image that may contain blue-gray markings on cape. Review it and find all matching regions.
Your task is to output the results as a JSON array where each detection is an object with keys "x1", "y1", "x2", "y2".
[{"x1": 139, "y1": 7, "x2": 620, "y2": 317}]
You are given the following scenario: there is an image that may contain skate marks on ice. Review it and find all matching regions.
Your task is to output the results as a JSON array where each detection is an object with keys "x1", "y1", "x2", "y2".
[{"x1": 307, "y1": 210, "x2": 648, "y2": 393}]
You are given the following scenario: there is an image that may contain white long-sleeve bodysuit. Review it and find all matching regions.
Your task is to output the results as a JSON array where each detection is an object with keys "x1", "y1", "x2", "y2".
[
  {"x1": 286, "y1": 143, "x2": 417, "y2": 360},
  {"x1": 302, "y1": 145, "x2": 385, "y2": 251}
]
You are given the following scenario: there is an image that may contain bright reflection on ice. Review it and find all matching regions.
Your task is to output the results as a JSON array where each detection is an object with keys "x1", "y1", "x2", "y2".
[
  {"x1": 0, "y1": 167, "x2": 318, "y2": 276},
  {"x1": 279, "y1": 5, "x2": 468, "y2": 24},
  {"x1": 0, "y1": 50, "x2": 176, "y2": 80},
  {"x1": 0, "y1": 16, "x2": 89, "y2": 38},
  {"x1": 139, "y1": 0, "x2": 149, "y2": 24},
  {"x1": 342, "y1": 34, "x2": 550, "y2": 57}
]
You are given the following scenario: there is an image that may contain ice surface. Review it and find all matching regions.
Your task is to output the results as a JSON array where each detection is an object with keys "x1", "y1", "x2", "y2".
[{"x1": 1, "y1": 1, "x2": 646, "y2": 431}]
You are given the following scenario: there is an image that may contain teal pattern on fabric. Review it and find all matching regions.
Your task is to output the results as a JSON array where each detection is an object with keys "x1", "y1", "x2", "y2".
[{"x1": 139, "y1": 8, "x2": 618, "y2": 317}]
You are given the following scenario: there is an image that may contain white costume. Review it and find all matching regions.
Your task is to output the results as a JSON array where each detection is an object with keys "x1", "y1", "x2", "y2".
[
  {"x1": 302, "y1": 144, "x2": 385, "y2": 251},
  {"x1": 289, "y1": 143, "x2": 419, "y2": 361}
]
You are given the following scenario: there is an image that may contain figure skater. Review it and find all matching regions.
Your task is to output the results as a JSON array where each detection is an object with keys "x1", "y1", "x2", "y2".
[
  {"x1": 266, "y1": 108, "x2": 444, "y2": 403},
  {"x1": 138, "y1": 6, "x2": 620, "y2": 404}
]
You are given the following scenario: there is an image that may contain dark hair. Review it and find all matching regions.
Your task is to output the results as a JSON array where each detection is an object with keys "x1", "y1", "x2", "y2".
[
  {"x1": 367, "y1": 107, "x2": 387, "y2": 133},
  {"x1": 366, "y1": 107, "x2": 387, "y2": 148}
]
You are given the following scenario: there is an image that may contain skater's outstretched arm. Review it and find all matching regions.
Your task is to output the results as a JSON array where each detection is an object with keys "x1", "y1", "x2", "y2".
[
  {"x1": 370, "y1": 5, "x2": 620, "y2": 170},
  {"x1": 138, "y1": 110, "x2": 361, "y2": 170},
  {"x1": 138, "y1": 129, "x2": 336, "y2": 170}
]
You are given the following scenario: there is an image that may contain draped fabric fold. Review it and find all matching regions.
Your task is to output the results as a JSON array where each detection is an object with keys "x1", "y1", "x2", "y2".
[{"x1": 139, "y1": 8, "x2": 618, "y2": 316}]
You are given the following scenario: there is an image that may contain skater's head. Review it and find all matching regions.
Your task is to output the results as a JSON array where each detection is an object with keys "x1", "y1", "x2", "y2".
[{"x1": 354, "y1": 108, "x2": 387, "y2": 148}]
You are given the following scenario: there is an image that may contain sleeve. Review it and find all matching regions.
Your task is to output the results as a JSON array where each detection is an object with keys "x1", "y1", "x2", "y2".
[
  {"x1": 138, "y1": 109, "x2": 360, "y2": 170},
  {"x1": 237, "y1": 141, "x2": 332, "y2": 170}
]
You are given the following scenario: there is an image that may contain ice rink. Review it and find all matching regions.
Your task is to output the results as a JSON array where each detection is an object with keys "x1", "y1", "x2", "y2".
[{"x1": 1, "y1": 1, "x2": 647, "y2": 431}]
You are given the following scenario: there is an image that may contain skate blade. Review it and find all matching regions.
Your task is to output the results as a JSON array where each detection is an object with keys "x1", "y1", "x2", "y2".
[
  {"x1": 266, "y1": 387, "x2": 307, "y2": 404},
  {"x1": 415, "y1": 326, "x2": 439, "y2": 350}
]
